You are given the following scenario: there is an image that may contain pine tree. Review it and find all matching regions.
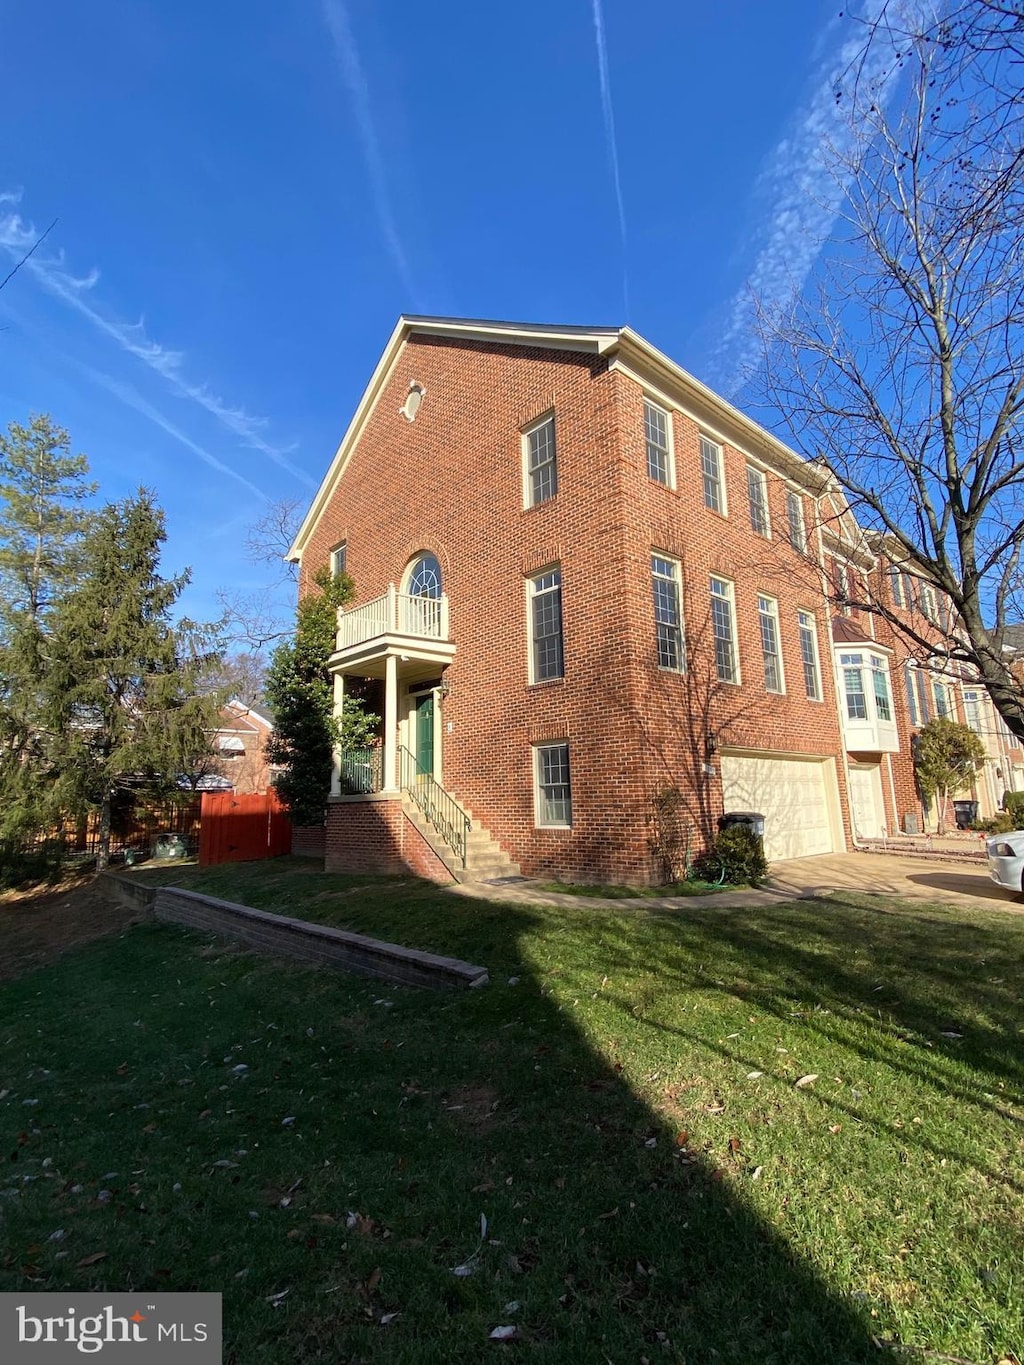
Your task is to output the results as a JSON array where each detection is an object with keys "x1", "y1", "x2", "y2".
[
  {"x1": 0, "y1": 416, "x2": 96, "y2": 844},
  {"x1": 41, "y1": 490, "x2": 222, "y2": 867},
  {"x1": 264, "y1": 566, "x2": 377, "y2": 826}
]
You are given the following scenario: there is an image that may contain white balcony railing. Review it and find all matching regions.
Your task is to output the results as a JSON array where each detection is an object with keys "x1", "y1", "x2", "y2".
[{"x1": 337, "y1": 585, "x2": 450, "y2": 650}]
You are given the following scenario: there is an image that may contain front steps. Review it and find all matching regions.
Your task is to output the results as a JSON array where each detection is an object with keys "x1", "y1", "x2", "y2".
[{"x1": 401, "y1": 795, "x2": 521, "y2": 884}]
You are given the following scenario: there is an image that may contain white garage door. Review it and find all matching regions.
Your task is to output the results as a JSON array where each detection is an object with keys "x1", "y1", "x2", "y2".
[
  {"x1": 848, "y1": 764, "x2": 886, "y2": 840},
  {"x1": 720, "y1": 752, "x2": 839, "y2": 860}
]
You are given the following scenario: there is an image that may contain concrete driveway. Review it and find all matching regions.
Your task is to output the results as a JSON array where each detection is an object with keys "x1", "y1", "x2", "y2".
[{"x1": 768, "y1": 851, "x2": 1022, "y2": 912}]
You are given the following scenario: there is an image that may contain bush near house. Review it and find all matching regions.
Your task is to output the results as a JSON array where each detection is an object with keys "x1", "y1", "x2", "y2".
[{"x1": 693, "y1": 824, "x2": 769, "y2": 886}]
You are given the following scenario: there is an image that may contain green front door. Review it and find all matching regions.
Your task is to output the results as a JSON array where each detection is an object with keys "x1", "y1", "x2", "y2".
[{"x1": 415, "y1": 692, "x2": 435, "y2": 776}]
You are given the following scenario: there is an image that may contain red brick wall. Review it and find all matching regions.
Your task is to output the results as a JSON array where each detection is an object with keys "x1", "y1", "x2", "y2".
[
  {"x1": 291, "y1": 825, "x2": 326, "y2": 858},
  {"x1": 325, "y1": 798, "x2": 452, "y2": 884},
  {"x1": 303, "y1": 333, "x2": 850, "y2": 884}
]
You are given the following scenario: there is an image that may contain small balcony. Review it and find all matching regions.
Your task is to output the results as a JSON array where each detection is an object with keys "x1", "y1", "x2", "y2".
[{"x1": 329, "y1": 585, "x2": 456, "y2": 679}]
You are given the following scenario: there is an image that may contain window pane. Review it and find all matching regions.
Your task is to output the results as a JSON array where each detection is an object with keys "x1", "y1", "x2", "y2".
[
  {"x1": 798, "y1": 610, "x2": 821, "y2": 700},
  {"x1": 531, "y1": 570, "x2": 564, "y2": 681},
  {"x1": 905, "y1": 664, "x2": 920, "y2": 727},
  {"x1": 644, "y1": 401, "x2": 671, "y2": 485},
  {"x1": 787, "y1": 492, "x2": 805, "y2": 552},
  {"x1": 652, "y1": 555, "x2": 684, "y2": 671},
  {"x1": 527, "y1": 417, "x2": 557, "y2": 505},
  {"x1": 758, "y1": 595, "x2": 782, "y2": 692},
  {"x1": 536, "y1": 743, "x2": 571, "y2": 826},
  {"x1": 890, "y1": 568, "x2": 904, "y2": 608},
  {"x1": 873, "y1": 668, "x2": 893, "y2": 721},
  {"x1": 711, "y1": 578, "x2": 736, "y2": 682},
  {"x1": 747, "y1": 466, "x2": 769, "y2": 537},
  {"x1": 700, "y1": 436, "x2": 722, "y2": 512},
  {"x1": 844, "y1": 667, "x2": 868, "y2": 720}
]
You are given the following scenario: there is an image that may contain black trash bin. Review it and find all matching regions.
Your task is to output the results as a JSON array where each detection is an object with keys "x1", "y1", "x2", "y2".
[
  {"x1": 951, "y1": 799, "x2": 978, "y2": 830},
  {"x1": 718, "y1": 811, "x2": 765, "y2": 839}
]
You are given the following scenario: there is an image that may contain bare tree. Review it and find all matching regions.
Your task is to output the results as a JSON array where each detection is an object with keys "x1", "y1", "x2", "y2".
[
  {"x1": 217, "y1": 497, "x2": 303, "y2": 653},
  {"x1": 760, "y1": 0, "x2": 1024, "y2": 740}
]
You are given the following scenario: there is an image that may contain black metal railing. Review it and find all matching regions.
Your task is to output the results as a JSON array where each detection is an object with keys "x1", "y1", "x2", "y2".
[
  {"x1": 398, "y1": 745, "x2": 471, "y2": 863},
  {"x1": 338, "y1": 747, "x2": 383, "y2": 795}
]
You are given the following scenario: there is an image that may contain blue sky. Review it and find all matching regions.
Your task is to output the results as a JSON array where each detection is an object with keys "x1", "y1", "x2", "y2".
[{"x1": 0, "y1": 0, "x2": 900, "y2": 637}]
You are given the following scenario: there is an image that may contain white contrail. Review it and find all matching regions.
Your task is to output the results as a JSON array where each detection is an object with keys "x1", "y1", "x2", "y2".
[
  {"x1": 322, "y1": 0, "x2": 418, "y2": 304},
  {"x1": 708, "y1": 0, "x2": 931, "y2": 395},
  {"x1": 80, "y1": 363, "x2": 271, "y2": 503},
  {"x1": 591, "y1": 0, "x2": 629, "y2": 317},
  {"x1": 0, "y1": 206, "x2": 311, "y2": 485}
]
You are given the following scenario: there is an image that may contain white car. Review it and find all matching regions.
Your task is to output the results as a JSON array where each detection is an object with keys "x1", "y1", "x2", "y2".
[{"x1": 986, "y1": 831, "x2": 1024, "y2": 895}]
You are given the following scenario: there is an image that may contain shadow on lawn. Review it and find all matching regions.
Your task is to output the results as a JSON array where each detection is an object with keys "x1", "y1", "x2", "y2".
[{"x1": 19, "y1": 868, "x2": 1018, "y2": 1360}]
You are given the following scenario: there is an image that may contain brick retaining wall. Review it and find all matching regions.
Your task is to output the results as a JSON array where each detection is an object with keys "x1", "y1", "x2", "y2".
[{"x1": 99, "y1": 872, "x2": 486, "y2": 989}]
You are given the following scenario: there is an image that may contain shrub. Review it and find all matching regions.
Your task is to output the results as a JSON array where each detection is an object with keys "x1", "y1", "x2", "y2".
[
  {"x1": 1002, "y1": 790, "x2": 1024, "y2": 828},
  {"x1": 693, "y1": 825, "x2": 769, "y2": 886},
  {"x1": 971, "y1": 812, "x2": 1014, "y2": 835}
]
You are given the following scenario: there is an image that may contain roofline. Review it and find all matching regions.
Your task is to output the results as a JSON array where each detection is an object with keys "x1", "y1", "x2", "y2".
[{"x1": 287, "y1": 315, "x2": 824, "y2": 562}]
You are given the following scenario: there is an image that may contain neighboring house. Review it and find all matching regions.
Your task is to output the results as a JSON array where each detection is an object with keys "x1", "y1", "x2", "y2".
[
  {"x1": 206, "y1": 700, "x2": 277, "y2": 795},
  {"x1": 287, "y1": 315, "x2": 884, "y2": 885}
]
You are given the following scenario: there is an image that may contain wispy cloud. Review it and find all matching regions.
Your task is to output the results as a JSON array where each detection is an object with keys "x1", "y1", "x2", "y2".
[
  {"x1": 709, "y1": 0, "x2": 930, "y2": 395},
  {"x1": 79, "y1": 363, "x2": 270, "y2": 503},
  {"x1": 0, "y1": 206, "x2": 313, "y2": 487},
  {"x1": 591, "y1": 0, "x2": 629, "y2": 319},
  {"x1": 321, "y1": 0, "x2": 418, "y2": 304}
]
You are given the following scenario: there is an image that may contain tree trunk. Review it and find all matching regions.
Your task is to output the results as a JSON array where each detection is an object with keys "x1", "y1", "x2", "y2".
[
  {"x1": 936, "y1": 785, "x2": 948, "y2": 837},
  {"x1": 97, "y1": 791, "x2": 112, "y2": 871}
]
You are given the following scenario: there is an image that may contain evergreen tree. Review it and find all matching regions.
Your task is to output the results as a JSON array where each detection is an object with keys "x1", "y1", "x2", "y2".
[
  {"x1": 912, "y1": 718, "x2": 987, "y2": 836},
  {"x1": 41, "y1": 490, "x2": 222, "y2": 867},
  {"x1": 265, "y1": 566, "x2": 377, "y2": 826},
  {"x1": 0, "y1": 416, "x2": 96, "y2": 844}
]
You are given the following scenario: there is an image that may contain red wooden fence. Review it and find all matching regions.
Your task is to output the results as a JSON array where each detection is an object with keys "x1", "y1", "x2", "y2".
[{"x1": 199, "y1": 791, "x2": 292, "y2": 866}]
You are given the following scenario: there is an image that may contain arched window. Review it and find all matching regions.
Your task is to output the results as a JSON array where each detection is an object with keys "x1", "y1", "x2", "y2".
[{"x1": 405, "y1": 552, "x2": 442, "y2": 599}]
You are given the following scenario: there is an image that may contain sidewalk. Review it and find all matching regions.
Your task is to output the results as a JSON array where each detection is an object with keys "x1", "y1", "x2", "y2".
[{"x1": 451, "y1": 847, "x2": 1020, "y2": 915}]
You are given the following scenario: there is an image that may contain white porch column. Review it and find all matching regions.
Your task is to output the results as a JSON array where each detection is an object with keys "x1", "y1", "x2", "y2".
[
  {"x1": 383, "y1": 653, "x2": 399, "y2": 792},
  {"x1": 329, "y1": 672, "x2": 345, "y2": 797}
]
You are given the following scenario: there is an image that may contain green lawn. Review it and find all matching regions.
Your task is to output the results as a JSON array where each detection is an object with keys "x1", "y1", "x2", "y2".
[{"x1": 1, "y1": 858, "x2": 1021, "y2": 1364}]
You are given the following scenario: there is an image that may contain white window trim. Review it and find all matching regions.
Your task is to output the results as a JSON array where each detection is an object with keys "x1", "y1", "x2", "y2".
[
  {"x1": 643, "y1": 398, "x2": 675, "y2": 489},
  {"x1": 533, "y1": 742, "x2": 572, "y2": 828},
  {"x1": 757, "y1": 594, "x2": 784, "y2": 693},
  {"x1": 329, "y1": 541, "x2": 348, "y2": 577},
  {"x1": 786, "y1": 490, "x2": 806, "y2": 553},
  {"x1": 522, "y1": 412, "x2": 557, "y2": 509},
  {"x1": 747, "y1": 464, "x2": 771, "y2": 538},
  {"x1": 526, "y1": 566, "x2": 564, "y2": 685},
  {"x1": 700, "y1": 435, "x2": 727, "y2": 516},
  {"x1": 798, "y1": 609, "x2": 823, "y2": 702},
  {"x1": 710, "y1": 575, "x2": 740, "y2": 684},
  {"x1": 652, "y1": 552, "x2": 686, "y2": 672}
]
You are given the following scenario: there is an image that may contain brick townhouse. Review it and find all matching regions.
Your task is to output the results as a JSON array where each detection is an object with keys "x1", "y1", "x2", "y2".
[{"x1": 286, "y1": 315, "x2": 901, "y2": 885}]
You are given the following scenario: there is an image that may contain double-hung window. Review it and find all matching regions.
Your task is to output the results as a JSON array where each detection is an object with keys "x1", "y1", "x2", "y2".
[
  {"x1": 798, "y1": 610, "x2": 822, "y2": 700},
  {"x1": 905, "y1": 664, "x2": 932, "y2": 727},
  {"x1": 644, "y1": 400, "x2": 673, "y2": 486},
  {"x1": 330, "y1": 541, "x2": 348, "y2": 577},
  {"x1": 528, "y1": 569, "x2": 564, "y2": 682},
  {"x1": 757, "y1": 595, "x2": 783, "y2": 692},
  {"x1": 786, "y1": 491, "x2": 806, "y2": 553},
  {"x1": 890, "y1": 567, "x2": 905, "y2": 608},
  {"x1": 524, "y1": 415, "x2": 557, "y2": 506},
  {"x1": 700, "y1": 435, "x2": 724, "y2": 513},
  {"x1": 840, "y1": 653, "x2": 868, "y2": 720},
  {"x1": 933, "y1": 678, "x2": 952, "y2": 718},
  {"x1": 872, "y1": 658, "x2": 893, "y2": 721},
  {"x1": 710, "y1": 577, "x2": 738, "y2": 683},
  {"x1": 534, "y1": 743, "x2": 571, "y2": 827},
  {"x1": 651, "y1": 555, "x2": 685, "y2": 671},
  {"x1": 747, "y1": 465, "x2": 770, "y2": 537}
]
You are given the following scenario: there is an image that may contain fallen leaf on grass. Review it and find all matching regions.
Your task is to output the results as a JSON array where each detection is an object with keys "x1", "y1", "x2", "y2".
[
  {"x1": 76, "y1": 1252, "x2": 107, "y2": 1268},
  {"x1": 794, "y1": 1074, "x2": 818, "y2": 1089},
  {"x1": 379, "y1": 1312, "x2": 399, "y2": 1326},
  {"x1": 365, "y1": 1266, "x2": 382, "y2": 1294},
  {"x1": 746, "y1": 1070, "x2": 763, "y2": 1080},
  {"x1": 728, "y1": 1137, "x2": 742, "y2": 1154},
  {"x1": 675, "y1": 1131, "x2": 689, "y2": 1147},
  {"x1": 489, "y1": 1325, "x2": 518, "y2": 1341}
]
